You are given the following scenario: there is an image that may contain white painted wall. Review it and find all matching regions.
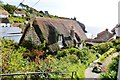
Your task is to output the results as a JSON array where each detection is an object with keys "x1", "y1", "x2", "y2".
[
  {"x1": 0, "y1": 14, "x2": 9, "y2": 18},
  {"x1": 14, "y1": 13, "x2": 26, "y2": 17},
  {"x1": 0, "y1": 23, "x2": 11, "y2": 27},
  {"x1": 115, "y1": 27, "x2": 120, "y2": 37}
]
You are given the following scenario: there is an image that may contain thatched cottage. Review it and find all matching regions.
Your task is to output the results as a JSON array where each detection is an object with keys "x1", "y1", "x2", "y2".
[
  {"x1": 95, "y1": 29, "x2": 113, "y2": 41},
  {"x1": 86, "y1": 29, "x2": 113, "y2": 45},
  {"x1": 19, "y1": 17, "x2": 87, "y2": 52}
]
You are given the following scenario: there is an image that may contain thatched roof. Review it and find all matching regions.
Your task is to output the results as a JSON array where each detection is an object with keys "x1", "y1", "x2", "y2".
[
  {"x1": 33, "y1": 17, "x2": 87, "y2": 39},
  {"x1": 86, "y1": 29, "x2": 113, "y2": 43},
  {"x1": 95, "y1": 29, "x2": 113, "y2": 41},
  {"x1": 20, "y1": 17, "x2": 87, "y2": 52}
]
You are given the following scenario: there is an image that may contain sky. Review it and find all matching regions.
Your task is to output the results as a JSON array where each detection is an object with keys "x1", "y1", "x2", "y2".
[{"x1": 2, "y1": 0, "x2": 120, "y2": 36}]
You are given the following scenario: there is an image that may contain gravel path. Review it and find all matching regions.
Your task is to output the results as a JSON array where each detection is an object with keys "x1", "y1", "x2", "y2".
[{"x1": 85, "y1": 52, "x2": 119, "y2": 78}]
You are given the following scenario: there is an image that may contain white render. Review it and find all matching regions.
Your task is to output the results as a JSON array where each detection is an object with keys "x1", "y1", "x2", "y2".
[
  {"x1": 0, "y1": 14, "x2": 9, "y2": 18},
  {"x1": 14, "y1": 13, "x2": 26, "y2": 17},
  {"x1": 115, "y1": 27, "x2": 120, "y2": 37}
]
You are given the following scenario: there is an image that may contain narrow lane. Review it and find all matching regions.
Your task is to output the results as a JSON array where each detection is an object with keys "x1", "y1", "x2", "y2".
[{"x1": 85, "y1": 52, "x2": 119, "y2": 78}]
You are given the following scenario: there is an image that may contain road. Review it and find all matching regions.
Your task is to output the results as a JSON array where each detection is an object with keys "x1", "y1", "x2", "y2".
[{"x1": 85, "y1": 52, "x2": 119, "y2": 78}]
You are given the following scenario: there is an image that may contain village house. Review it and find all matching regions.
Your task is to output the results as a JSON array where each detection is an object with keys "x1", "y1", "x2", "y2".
[
  {"x1": 19, "y1": 17, "x2": 87, "y2": 52},
  {"x1": 85, "y1": 29, "x2": 113, "y2": 46},
  {"x1": 95, "y1": 29, "x2": 113, "y2": 41},
  {"x1": 0, "y1": 18, "x2": 11, "y2": 27},
  {"x1": 14, "y1": 10, "x2": 26, "y2": 17},
  {"x1": 0, "y1": 10, "x2": 23, "y2": 43},
  {"x1": 0, "y1": 10, "x2": 9, "y2": 18}
]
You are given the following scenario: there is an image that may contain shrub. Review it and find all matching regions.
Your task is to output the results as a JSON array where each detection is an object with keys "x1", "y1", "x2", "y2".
[
  {"x1": 91, "y1": 42, "x2": 113, "y2": 55},
  {"x1": 99, "y1": 48, "x2": 116, "y2": 62},
  {"x1": 100, "y1": 55, "x2": 119, "y2": 80},
  {"x1": 1, "y1": 39, "x2": 37, "y2": 74},
  {"x1": 56, "y1": 47, "x2": 97, "y2": 68}
]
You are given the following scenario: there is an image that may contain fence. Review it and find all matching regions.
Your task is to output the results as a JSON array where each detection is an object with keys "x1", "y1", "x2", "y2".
[{"x1": 0, "y1": 71, "x2": 77, "y2": 79}]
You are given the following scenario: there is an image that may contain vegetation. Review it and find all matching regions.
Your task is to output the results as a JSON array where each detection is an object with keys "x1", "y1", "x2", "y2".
[
  {"x1": 91, "y1": 39, "x2": 120, "y2": 55},
  {"x1": 8, "y1": 16, "x2": 26, "y2": 23},
  {"x1": 100, "y1": 55, "x2": 119, "y2": 80},
  {"x1": 1, "y1": 39, "x2": 98, "y2": 79},
  {"x1": 99, "y1": 48, "x2": 116, "y2": 62},
  {"x1": 1, "y1": 38, "x2": 120, "y2": 79},
  {"x1": 56, "y1": 47, "x2": 97, "y2": 68},
  {"x1": 3, "y1": 4, "x2": 16, "y2": 14},
  {"x1": 91, "y1": 42, "x2": 113, "y2": 55}
]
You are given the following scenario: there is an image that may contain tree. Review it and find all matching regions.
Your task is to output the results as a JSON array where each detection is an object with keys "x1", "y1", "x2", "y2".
[{"x1": 4, "y1": 4, "x2": 16, "y2": 14}]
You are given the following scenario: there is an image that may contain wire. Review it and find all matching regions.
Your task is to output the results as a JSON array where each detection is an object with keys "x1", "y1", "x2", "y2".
[
  {"x1": 32, "y1": 0, "x2": 40, "y2": 7},
  {"x1": 16, "y1": 0, "x2": 25, "y2": 9},
  {"x1": 13, "y1": 0, "x2": 25, "y2": 13}
]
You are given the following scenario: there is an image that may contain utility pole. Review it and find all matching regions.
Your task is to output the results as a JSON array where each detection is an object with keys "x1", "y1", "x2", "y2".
[{"x1": 117, "y1": 1, "x2": 120, "y2": 80}]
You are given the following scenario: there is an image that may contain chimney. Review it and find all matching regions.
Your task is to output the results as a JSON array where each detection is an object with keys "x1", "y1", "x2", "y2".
[
  {"x1": 70, "y1": 26, "x2": 75, "y2": 40},
  {"x1": 105, "y1": 28, "x2": 108, "y2": 31}
]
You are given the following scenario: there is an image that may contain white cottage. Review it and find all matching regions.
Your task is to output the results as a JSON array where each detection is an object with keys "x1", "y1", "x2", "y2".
[
  {"x1": 0, "y1": 10, "x2": 9, "y2": 18},
  {"x1": 0, "y1": 18, "x2": 11, "y2": 27},
  {"x1": 14, "y1": 10, "x2": 26, "y2": 17}
]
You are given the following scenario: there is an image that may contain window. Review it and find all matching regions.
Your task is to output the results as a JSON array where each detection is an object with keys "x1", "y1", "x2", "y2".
[{"x1": 58, "y1": 35, "x2": 63, "y2": 42}]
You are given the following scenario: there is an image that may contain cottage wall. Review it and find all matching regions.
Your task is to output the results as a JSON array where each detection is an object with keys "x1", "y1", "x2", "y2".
[
  {"x1": 0, "y1": 14, "x2": 9, "y2": 18},
  {"x1": 24, "y1": 26, "x2": 41, "y2": 45}
]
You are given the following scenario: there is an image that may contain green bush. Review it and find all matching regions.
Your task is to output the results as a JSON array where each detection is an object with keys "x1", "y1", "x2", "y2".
[
  {"x1": 100, "y1": 55, "x2": 119, "y2": 80},
  {"x1": 1, "y1": 39, "x2": 37, "y2": 74},
  {"x1": 99, "y1": 48, "x2": 116, "y2": 62},
  {"x1": 37, "y1": 54, "x2": 85, "y2": 78},
  {"x1": 8, "y1": 16, "x2": 26, "y2": 23},
  {"x1": 112, "y1": 39, "x2": 120, "y2": 52},
  {"x1": 92, "y1": 39, "x2": 120, "y2": 55},
  {"x1": 91, "y1": 42, "x2": 113, "y2": 55},
  {"x1": 56, "y1": 47, "x2": 97, "y2": 68}
]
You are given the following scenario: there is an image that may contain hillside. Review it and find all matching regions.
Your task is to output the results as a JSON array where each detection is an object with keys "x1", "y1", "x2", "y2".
[
  {"x1": 0, "y1": 2, "x2": 87, "y2": 33},
  {"x1": 0, "y1": 2, "x2": 4, "y2": 10}
]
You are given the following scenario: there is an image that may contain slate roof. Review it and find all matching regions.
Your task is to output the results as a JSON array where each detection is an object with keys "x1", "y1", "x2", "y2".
[{"x1": 0, "y1": 27, "x2": 22, "y2": 43}]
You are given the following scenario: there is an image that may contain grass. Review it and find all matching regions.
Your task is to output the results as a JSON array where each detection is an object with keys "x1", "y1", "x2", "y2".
[{"x1": 8, "y1": 16, "x2": 26, "y2": 23}]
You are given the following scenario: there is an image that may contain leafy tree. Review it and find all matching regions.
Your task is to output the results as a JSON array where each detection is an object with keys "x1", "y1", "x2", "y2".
[{"x1": 3, "y1": 4, "x2": 16, "y2": 14}]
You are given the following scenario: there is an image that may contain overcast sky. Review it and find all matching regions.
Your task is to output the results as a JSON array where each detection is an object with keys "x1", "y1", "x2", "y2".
[{"x1": 3, "y1": 0, "x2": 120, "y2": 35}]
